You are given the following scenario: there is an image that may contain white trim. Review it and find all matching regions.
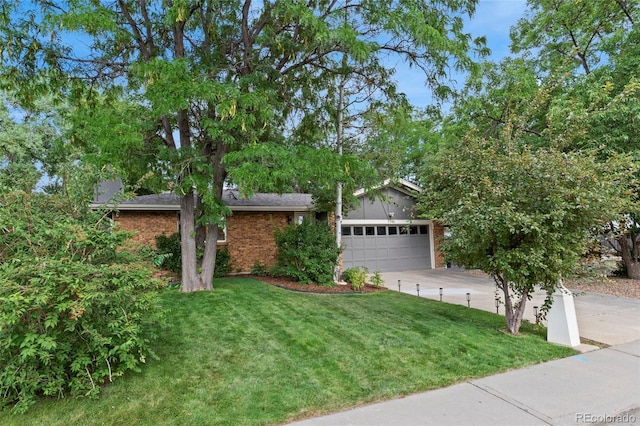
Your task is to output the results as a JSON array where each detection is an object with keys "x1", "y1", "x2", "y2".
[
  {"x1": 353, "y1": 178, "x2": 422, "y2": 197},
  {"x1": 429, "y1": 222, "x2": 436, "y2": 270},
  {"x1": 342, "y1": 219, "x2": 432, "y2": 225}
]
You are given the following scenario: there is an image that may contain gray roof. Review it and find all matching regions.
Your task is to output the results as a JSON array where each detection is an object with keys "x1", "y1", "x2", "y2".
[{"x1": 92, "y1": 189, "x2": 314, "y2": 212}]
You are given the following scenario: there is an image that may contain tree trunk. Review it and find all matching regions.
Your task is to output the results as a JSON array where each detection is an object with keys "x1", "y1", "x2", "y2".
[
  {"x1": 618, "y1": 233, "x2": 640, "y2": 279},
  {"x1": 198, "y1": 224, "x2": 219, "y2": 291},
  {"x1": 180, "y1": 191, "x2": 201, "y2": 292},
  {"x1": 496, "y1": 274, "x2": 528, "y2": 334}
]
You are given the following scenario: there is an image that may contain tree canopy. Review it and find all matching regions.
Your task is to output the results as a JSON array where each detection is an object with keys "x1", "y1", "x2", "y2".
[{"x1": 1, "y1": 0, "x2": 487, "y2": 291}]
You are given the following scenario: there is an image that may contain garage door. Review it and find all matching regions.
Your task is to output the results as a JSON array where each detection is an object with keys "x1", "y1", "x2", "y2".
[{"x1": 341, "y1": 224, "x2": 431, "y2": 272}]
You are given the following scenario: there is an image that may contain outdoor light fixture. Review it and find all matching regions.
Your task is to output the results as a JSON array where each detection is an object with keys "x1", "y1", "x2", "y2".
[
  {"x1": 398, "y1": 280, "x2": 401, "y2": 292},
  {"x1": 495, "y1": 298, "x2": 500, "y2": 314},
  {"x1": 439, "y1": 287, "x2": 443, "y2": 302},
  {"x1": 466, "y1": 292, "x2": 471, "y2": 308},
  {"x1": 416, "y1": 283, "x2": 420, "y2": 297},
  {"x1": 533, "y1": 306, "x2": 539, "y2": 325}
]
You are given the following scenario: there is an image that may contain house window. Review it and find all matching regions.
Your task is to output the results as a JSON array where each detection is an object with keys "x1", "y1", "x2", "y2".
[
  {"x1": 342, "y1": 226, "x2": 351, "y2": 236},
  {"x1": 353, "y1": 226, "x2": 364, "y2": 236},
  {"x1": 377, "y1": 226, "x2": 387, "y2": 236},
  {"x1": 365, "y1": 226, "x2": 375, "y2": 236},
  {"x1": 388, "y1": 226, "x2": 398, "y2": 235},
  {"x1": 217, "y1": 224, "x2": 227, "y2": 242}
]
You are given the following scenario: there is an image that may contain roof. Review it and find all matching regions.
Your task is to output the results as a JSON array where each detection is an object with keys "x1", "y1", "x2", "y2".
[{"x1": 91, "y1": 189, "x2": 314, "y2": 212}]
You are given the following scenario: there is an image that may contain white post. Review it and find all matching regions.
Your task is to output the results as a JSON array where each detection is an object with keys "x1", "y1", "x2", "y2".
[{"x1": 547, "y1": 281, "x2": 581, "y2": 347}]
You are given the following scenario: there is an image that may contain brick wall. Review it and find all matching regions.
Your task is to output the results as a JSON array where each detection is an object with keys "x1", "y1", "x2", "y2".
[
  {"x1": 115, "y1": 211, "x2": 178, "y2": 247},
  {"x1": 226, "y1": 211, "x2": 290, "y2": 272},
  {"x1": 115, "y1": 209, "x2": 294, "y2": 273},
  {"x1": 433, "y1": 221, "x2": 446, "y2": 268}
]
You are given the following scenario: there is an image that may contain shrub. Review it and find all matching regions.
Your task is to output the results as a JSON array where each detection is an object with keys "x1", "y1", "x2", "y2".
[
  {"x1": 371, "y1": 270, "x2": 385, "y2": 287},
  {"x1": 342, "y1": 266, "x2": 368, "y2": 291},
  {"x1": 274, "y1": 219, "x2": 341, "y2": 286},
  {"x1": 0, "y1": 191, "x2": 164, "y2": 413},
  {"x1": 154, "y1": 232, "x2": 231, "y2": 277},
  {"x1": 155, "y1": 233, "x2": 182, "y2": 273},
  {"x1": 251, "y1": 260, "x2": 270, "y2": 276}
]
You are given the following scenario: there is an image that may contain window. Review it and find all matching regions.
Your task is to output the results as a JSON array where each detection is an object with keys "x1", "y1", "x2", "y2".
[
  {"x1": 388, "y1": 226, "x2": 398, "y2": 235},
  {"x1": 365, "y1": 226, "x2": 375, "y2": 236},
  {"x1": 353, "y1": 226, "x2": 364, "y2": 236},
  {"x1": 342, "y1": 226, "x2": 351, "y2": 236},
  {"x1": 419, "y1": 225, "x2": 429, "y2": 235},
  {"x1": 409, "y1": 226, "x2": 418, "y2": 235},
  {"x1": 377, "y1": 226, "x2": 387, "y2": 235},
  {"x1": 400, "y1": 226, "x2": 408, "y2": 235}
]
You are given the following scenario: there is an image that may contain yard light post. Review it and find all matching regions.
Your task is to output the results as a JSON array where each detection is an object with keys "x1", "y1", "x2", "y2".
[
  {"x1": 466, "y1": 292, "x2": 471, "y2": 308},
  {"x1": 495, "y1": 298, "x2": 500, "y2": 314},
  {"x1": 533, "y1": 306, "x2": 539, "y2": 325},
  {"x1": 439, "y1": 287, "x2": 443, "y2": 302},
  {"x1": 398, "y1": 280, "x2": 401, "y2": 292},
  {"x1": 416, "y1": 283, "x2": 420, "y2": 297}
]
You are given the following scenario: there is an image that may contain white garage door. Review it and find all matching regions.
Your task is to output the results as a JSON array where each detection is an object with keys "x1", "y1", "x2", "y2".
[{"x1": 341, "y1": 224, "x2": 432, "y2": 272}]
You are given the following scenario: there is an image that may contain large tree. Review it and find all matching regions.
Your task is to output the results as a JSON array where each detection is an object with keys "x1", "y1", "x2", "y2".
[
  {"x1": 510, "y1": 0, "x2": 640, "y2": 278},
  {"x1": 1, "y1": 1, "x2": 485, "y2": 292}
]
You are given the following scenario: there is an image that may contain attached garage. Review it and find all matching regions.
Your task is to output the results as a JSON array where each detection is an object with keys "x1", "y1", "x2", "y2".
[{"x1": 340, "y1": 180, "x2": 440, "y2": 273}]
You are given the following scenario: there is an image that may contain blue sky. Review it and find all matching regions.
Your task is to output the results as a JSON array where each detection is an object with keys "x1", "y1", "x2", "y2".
[{"x1": 395, "y1": 0, "x2": 528, "y2": 109}]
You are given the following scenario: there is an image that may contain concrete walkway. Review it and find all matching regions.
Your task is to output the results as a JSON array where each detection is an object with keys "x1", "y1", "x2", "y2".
[{"x1": 288, "y1": 269, "x2": 640, "y2": 426}]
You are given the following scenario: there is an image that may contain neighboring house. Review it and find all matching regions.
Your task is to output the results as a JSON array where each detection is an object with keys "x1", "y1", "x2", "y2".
[
  {"x1": 341, "y1": 179, "x2": 446, "y2": 272},
  {"x1": 91, "y1": 181, "x2": 314, "y2": 272}
]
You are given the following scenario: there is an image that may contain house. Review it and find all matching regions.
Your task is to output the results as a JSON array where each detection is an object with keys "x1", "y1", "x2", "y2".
[
  {"x1": 91, "y1": 181, "x2": 315, "y2": 272},
  {"x1": 340, "y1": 179, "x2": 446, "y2": 272},
  {"x1": 91, "y1": 179, "x2": 445, "y2": 274}
]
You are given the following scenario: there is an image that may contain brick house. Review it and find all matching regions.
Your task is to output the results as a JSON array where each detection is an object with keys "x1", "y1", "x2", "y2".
[
  {"x1": 91, "y1": 183, "x2": 314, "y2": 272},
  {"x1": 92, "y1": 179, "x2": 445, "y2": 274}
]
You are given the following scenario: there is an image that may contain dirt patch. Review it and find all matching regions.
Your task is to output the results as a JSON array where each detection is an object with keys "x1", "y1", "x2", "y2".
[
  {"x1": 564, "y1": 276, "x2": 640, "y2": 300},
  {"x1": 245, "y1": 274, "x2": 388, "y2": 294},
  {"x1": 464, "y1": 270, "x2": 640, "y2": 300}
]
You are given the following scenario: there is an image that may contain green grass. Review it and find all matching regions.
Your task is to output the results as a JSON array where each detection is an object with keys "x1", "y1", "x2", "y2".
[{"x1": 0, "y1": 278, "x2": 575, "y2": 425}]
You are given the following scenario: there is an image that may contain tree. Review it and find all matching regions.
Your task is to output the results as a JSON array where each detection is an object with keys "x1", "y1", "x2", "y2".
[
  {"x1": 511, "y1": 0, "x2": 640, "y2": 278},
  {"x1": 419, "y1": 134, "x2": 634, "y2": 334},
  {"x1": 1, "y1": 1, "x2": 486, "y2": 292}
]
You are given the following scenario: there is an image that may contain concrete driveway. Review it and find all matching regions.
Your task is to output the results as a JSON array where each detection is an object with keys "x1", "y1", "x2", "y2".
[{"x1": 378, "y1": 268, "x2": 640, "y2": 346}]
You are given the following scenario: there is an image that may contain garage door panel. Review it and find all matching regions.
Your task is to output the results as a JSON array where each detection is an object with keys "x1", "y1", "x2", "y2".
[{"x1": 342, "y1": 225, "x2": 431, "y2": 272}]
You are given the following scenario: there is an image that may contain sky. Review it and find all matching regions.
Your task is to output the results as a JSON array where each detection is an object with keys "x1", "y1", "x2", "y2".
[{"x1": 395, "y1": 0, "x2": 529, "y2": 109}]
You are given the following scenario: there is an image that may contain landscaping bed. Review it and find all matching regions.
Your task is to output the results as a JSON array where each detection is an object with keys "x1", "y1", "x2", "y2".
[{"x1": 247, "y1": 274, "x2": 387, "y2": 294}]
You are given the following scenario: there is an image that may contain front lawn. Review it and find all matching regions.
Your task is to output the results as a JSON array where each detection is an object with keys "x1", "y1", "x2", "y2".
[{"x1": 0, "y1": 278, "x2": 574, "y2": 425}]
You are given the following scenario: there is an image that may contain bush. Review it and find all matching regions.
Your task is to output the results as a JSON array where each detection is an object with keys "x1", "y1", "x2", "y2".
[
  {"x1": 274, "y1": 219, "x2": 341, "y2": 286},
  {"x1": 155, "y1": 233, "x2": 182, "y2": 273},
  {"x1": 251, "y1": 260, "x2": 270, "y2": 276},
  {"x1": 154, "y1": 232, "x2": 231, "y2": 277},
  {"x1": 342, "y1": 266, "x2": 368, "y2": 291},
  {"x1": 0, "y1": 191, "x2": 164, "y2": 413}
]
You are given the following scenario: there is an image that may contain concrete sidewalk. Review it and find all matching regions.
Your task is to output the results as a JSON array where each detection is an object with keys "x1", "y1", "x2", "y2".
[{"x1": 288, "y1": 269, "x2": 640, "y2": 426}]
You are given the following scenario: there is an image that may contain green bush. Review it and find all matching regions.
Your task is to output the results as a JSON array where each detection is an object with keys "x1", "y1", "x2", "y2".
[
  {"x1": 154, "y1": 232, "x2": 231, "y2": 277},
  {"x1": 342, "y1": 266, "x2": 368, "y2": 291},
  {"x1": 370, "y1": 270, "x2": 385, "y2": 287},
  {"x1": 251, "y1": 260, "x2": 270, "y2": 276},
  {"x1": 155, "y1": 233, "x2": 182, "y2": 273},
  {"x1": 0, "y1": 190, "x2": 164, "y2": 413},
  {"x1": 274, "y1": 219, "x2": 341, "y2": 286}
]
